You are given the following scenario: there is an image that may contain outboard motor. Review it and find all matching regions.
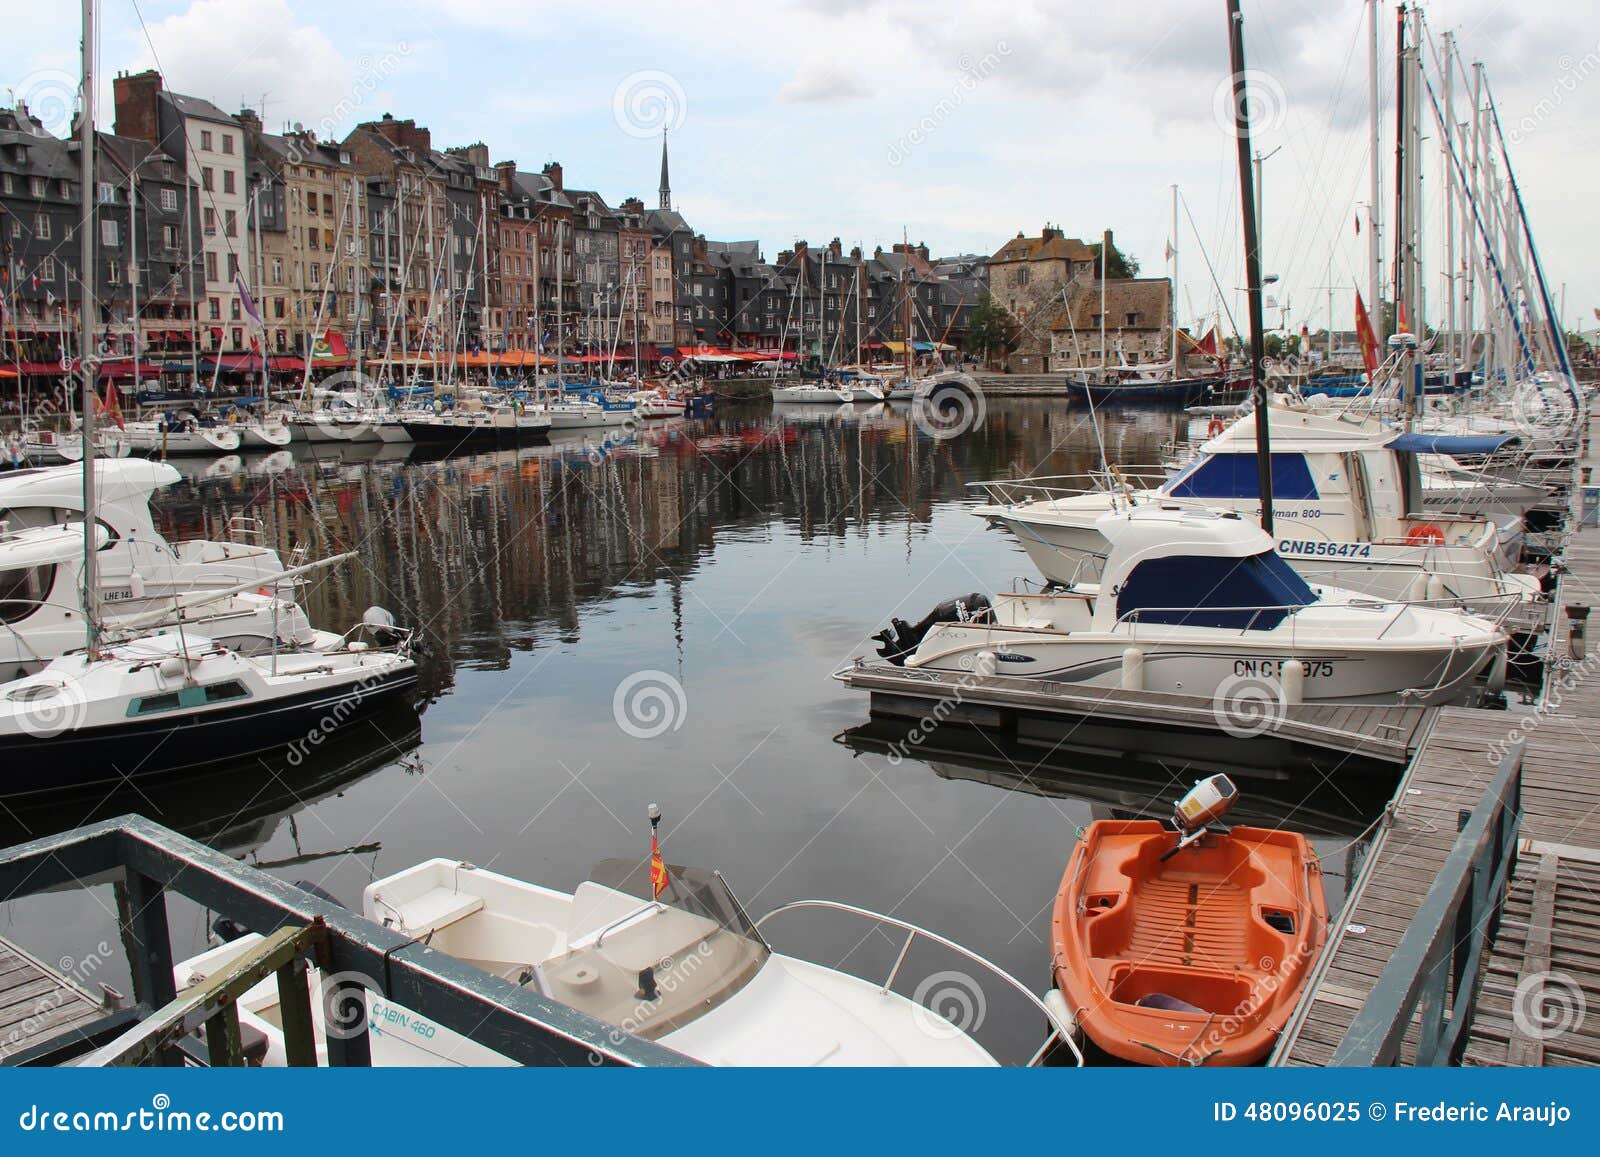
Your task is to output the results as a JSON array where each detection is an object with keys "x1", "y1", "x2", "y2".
[
  {"x1": 1160, "y1": 774, "x2": 1239, "y2": 861},
  {"x1": 362, "y1": 605, "x2": 409, "y2": 649},
  {"x1": 872, "y1": 593, "x2": 992, "y2": 665},
  {"x1": 212, "y1": 880, "x2": 345, "y2": 943}
]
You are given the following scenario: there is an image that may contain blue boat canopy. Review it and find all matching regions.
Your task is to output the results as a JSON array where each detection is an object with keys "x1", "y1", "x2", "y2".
[{"x1": 1386, "y1": 432, "x2": 1515, "y2": 455}]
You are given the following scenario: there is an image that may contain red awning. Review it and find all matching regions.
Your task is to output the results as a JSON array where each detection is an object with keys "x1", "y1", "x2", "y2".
[{"x1": 209, "y1": 327, "x2": 224, "y2": 339}]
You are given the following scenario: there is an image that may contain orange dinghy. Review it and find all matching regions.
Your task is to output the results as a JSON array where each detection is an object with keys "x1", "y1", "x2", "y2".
[{"x1": 1050, "y1": 777, "x2": 1327, "y2": 1067}]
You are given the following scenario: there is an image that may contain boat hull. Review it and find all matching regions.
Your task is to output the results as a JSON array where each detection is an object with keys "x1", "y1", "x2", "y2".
[
  {"x1": 0, "y1": 665, "x2": 418, "y2": 797},
  {"x1": 906, "y1": 624, "x2": 1502, "y2": 706}
]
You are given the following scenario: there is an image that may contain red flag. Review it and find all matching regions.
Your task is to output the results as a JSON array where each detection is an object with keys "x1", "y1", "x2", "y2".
[
  {"x1": 1396, "y1": 299, "x2": 1410, "y2": 334},
  {"x1": 650, "y1": 830, "x2": 669, "y2": 898},
  {"x1": 1354, "y1": 289, "x2": 1380, "y2": 378},
  {"x1": 104, "y1": 380, "x2": 126, "y2": 430}
]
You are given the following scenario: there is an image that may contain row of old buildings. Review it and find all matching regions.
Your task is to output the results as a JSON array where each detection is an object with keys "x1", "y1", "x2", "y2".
[{"x1": 2, "y1": 67, "x2": 1170, "y2": 373}]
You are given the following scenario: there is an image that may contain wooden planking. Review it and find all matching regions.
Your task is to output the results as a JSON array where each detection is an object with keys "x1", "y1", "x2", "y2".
[
  {"x1": 840, "y1": 663, "x2": 1430, "y2": 762},
  {"x1": 0, "y1": 935, "x2": 106, "y2": 1062},
  {"x1": 1282, "y1": 469, "x2": 1600, "y2": 1067}
]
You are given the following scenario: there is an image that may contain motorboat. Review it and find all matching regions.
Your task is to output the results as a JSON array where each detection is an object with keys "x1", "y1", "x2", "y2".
[
  {"x1": 0, "y1": 460, "x2": 292, "y2": 606},
  {"x1": 1051, "y1": 775, "x2": 1327, "y2": 1066},
  {"x1": 973, "y1": 396, "x2": 1540, "y2": 609},
  {"x1": 874, "y1": 506, "x2": 1509, "y2": 706},
  {"x1": 0, "y1": 619, "x2": 416, "y2": 795},
  {"x1": 0, "y1": 523, "x2": 340, "y2": 681},
  {"x1": 20, "y1": 425, "x2": 132, "y2": 463},
  {"x1": 772, "y1": 383, "x2": 853, "y2": 404},
  {"x1": 238, "y1": 416, "x2": 293, "y2": 449},
  {"x1": 175, "y1": 845, "x2": 1080, "y2": 1067},
  {"x1": 627, "y1": 389, "x2": 685, "y2": 419}
]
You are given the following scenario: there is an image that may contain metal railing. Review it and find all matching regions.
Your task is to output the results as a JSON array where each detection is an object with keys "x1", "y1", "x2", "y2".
[
  {"x1": 1329, "y1": 742, "x2": 1524, "y2": 1065},
  {"x1": 0, "y1": 815, "x2": 695, "y2": 1067},
  {"x1": 755, "y1": 898, "x2": 1083, "y2": 1066},
  {"x1": 967, "y1": 468, "x2": 1173, "y2": 509}
]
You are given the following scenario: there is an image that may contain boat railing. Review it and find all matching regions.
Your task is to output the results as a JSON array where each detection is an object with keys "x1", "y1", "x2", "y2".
[
  {"x1": 1116, "y1": 592, "x2": 1521, "y2": 642},
  {"x1": 1327, "y1": 743, "x2": 1524, "y2": 1065},
  {"x1": 969, "y1": 467, "x2": 1171, "y2": 508},
  {"x1": 225, "y1": 515, "x2": 264, "y2": 544},
  {"x1": 754, "y1": 898, "x2": 1084, "y2": 1067}
]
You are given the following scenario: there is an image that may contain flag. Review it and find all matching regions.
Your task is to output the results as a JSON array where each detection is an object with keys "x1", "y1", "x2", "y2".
[
  {"x1": 1354, "y1": 214, "x2": 1361, "y2": 236},
  {"x1": 649, "y1": 829, "x2": 669, "y2": 899},
  {"x1": 103, "y1": 380, "x2": 126, "y2": 430},
  {"x1": 311, "y1": 331, "x2": 350, "y2": 360},
  {"x1": 1397, "y1": 299, "x2": 1410, "y2": 334},
  {"x1": 1354, "y1": 288, "x2": 1380, "y2": 378},
  {"x1": 1164, "y1": 239, "x2": 1175, "y2": 262},
  {"x1": 235, "y1": 273, "x2": 264, "y2": 335}
]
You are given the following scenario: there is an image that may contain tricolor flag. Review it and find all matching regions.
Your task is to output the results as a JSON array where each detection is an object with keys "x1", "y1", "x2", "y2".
[{"x1": 649, "y1": 829, "x2": 669, "y2": 899}]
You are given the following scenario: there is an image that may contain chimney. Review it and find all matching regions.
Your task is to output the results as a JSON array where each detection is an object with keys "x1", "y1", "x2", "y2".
[
  {"x1": 1041, "y1": 224, "x2": 1062, "y2": 242},
  {"x1": 829, "y1": 237, "x2": 842, "y2": 258},
  {"x1": 915, "y1": 242, "x2": 929, "y2": 262},
  {"x1": 362, "y1": 113, "x2": 431, "y2": 153},
  {"x1": 542, "y1": 160, "x2": 563, "y2": 191},
  {"x1": 850, "y1": 246, "x2": 862, "y2": 261},
  {"x1": 495, "y1": 159, "x2": 518, "y2": 194},
  {"x1": 448, "y1": 141, "x2": 490, "y2": 168},
  {"x1": 112, "y1": 69, "x2": 163, "y2": 145}
]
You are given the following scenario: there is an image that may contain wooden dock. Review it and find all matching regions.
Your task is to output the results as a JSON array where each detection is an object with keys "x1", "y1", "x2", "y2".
[
  {"x1": 1277, "y1": 426, "x2": 1600, "y2": 1067},
  {"x1": 0, "y1": 934, "x2": 109, "y2": 1063},
  {"x1": 836, "y1": 662, "x2": 1431, "y2": 766}
]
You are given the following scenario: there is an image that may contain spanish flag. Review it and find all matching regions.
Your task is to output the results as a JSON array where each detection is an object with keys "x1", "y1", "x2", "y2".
[
  {"x1": 1354, "y1": 289, "x2": 1380, "y2": 378},
  {"x1": 650, "y1": 830, "x2": 669, "y2": 898}
]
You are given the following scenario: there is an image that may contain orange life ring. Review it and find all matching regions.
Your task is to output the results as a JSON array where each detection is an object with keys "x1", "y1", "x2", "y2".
[
  {"x1": 1207, "y1": 417, "x2": 1226, "y2": 437},
  {"x1": 1406, "y1": 524, "x2": 1446, "y2": 545}
]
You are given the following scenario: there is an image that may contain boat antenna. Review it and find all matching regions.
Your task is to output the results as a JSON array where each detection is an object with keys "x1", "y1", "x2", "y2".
[
  {"x1": 1225, "y1": 0, "x2": 1274, "y2": 534},
  {"x1": 78, "y1": 0, "x2": 102, "y2": 658}
]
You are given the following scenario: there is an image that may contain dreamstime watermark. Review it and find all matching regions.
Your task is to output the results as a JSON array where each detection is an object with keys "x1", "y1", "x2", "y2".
[
  {"x1": 1512, "y1": 970, "x2": 1587, "y2": 1042},
  {"x1": 1486, "y1": 649, "x2": 1600, "y2": 765},
  {"x1": 7, "y1": 676, "x2": 90, "y2": 739},
  {"x1": 887, "y1": 43, "x2": 1010, "y2": 166},
  {"x1": 1199, "y1": 936, "x2": 1320, "y2": 1060},
  {"x1": 1, "y1": 941, "x2": 114, "y2": 1059},
  {"x1": 910, "y1": 969, "x2": 988, "y2": 1041},
  {"x1": 912, "y1": 373, "x2": 987, "y2": 441},
  {"x1": 612, "y1": 70, "x2": 688, "y2": 140},
  {"x1": 612, "y1": 669, "x2": 688, "y2": 739},
  {"x1": 1211, "y1": 68, "x2": 1289, "y2": 139},
  {"x1": 1211, "y1": 670, "x2": 1289, "y2": 738},
  {"x1": 585, "y1": 939, "x2": 719, "y2": 1062},
  {"x1": 10, "y1": 69, "x2": 77, "y2": 137},
  {"x1": 283, "y1": 43, "x2": 413, "y2": 162},
  {"x1": 15, "y1": 1094, "x2": 284, "y2": 1134},
  {"x1": 883, "y1": 664, "x2": 988, "y2": 765},
  {"x1": 284, "y1": 670, "x2": 395, "y2": 766},
  {"x1": 318, "y1": 969, "x2": 381, "y2": 1040},
  {"x1": 1506, "y1": 40, "x2": 1600, "y2": 145},
  {"x1": 1509, "y1": 375, "x2": 1582, "y2": 440}
]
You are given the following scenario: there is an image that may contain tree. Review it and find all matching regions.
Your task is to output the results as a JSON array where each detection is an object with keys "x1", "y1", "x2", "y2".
[
  {"x1": 1088, "y1": 240, "x2": 1140, "y2": 281},
  {"x1": 965, "y1": 293, "x2": 1020, "y2": 363},
  {"x1": 1263, "y1": 333, "x2": 1285, "y2": 359}
]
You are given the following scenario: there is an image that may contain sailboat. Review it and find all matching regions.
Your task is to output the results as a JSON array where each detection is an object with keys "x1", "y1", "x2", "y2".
[{"x1": 0, "y1": 2, "x2": 419, "y2": 795}]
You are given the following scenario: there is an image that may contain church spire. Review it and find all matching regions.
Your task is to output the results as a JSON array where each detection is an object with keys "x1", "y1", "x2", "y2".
[{"x1": 658, "y1": 128, "x2": 671, "y2": 211}]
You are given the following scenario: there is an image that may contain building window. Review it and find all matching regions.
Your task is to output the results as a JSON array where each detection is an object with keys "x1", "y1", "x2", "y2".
[
  {"x1": 231, "y1": 298, "x2": 240, "y2": 320},
  {"x1": 202, "y1": 168, "x2": 214, "y2": 192},
  {"x1": 232, "y1": 327, "x2": 242, "y2": 348},
  {"x1": 100, "y1": 219, "x2": 118, "y2": 246},
  {"x1": 227, "y1": 254, "x2": 239, "y2": 279},
  {"x1": 162, "y1": 224, "x2": 178, "y2": 249},
  {"x1": 200, "y1": 130, "x2": 213, "y2": 151},
  {"x1": 223, "y1": 170, "x2": 235, "y2": 195},
  {"x1": 97, "y1": 182, "x2": 115, "y2": 204},
  {"x1": 34, "y1": 214, "x2": 50, "y2": 240},
  {"x1": 209, "y1": 297, "x2": 220, "y2": 319},
  {"x1": 29, "y1": 176, "x2": 45, "y2": 197},
  {"x1": 224, "y1": 210, "x2": 237, "y2": 237},
  {"x1": 161, "y1": 188, "x2": 178, "y2": 212},
  {"x1": 222, "y1": 135, "x2": 234, "y2": 155},
  {"x1": 203, "y1": 207, "x2": 216, "y2": 234},
  {"x1": 205, "y1": 252, "x2": 218, "y2": 280},
  {"x1": 270, "y1": 257, "x2": 283, "y2": 284},
  {"x1": 38, "y1": 256, "x2": 55, "y2": 281}
]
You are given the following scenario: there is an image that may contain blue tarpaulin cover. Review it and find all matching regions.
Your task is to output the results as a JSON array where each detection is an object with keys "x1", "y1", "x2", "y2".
[{"x1": 1386, "y1": 432, "x2": 1515, "y2": 455}]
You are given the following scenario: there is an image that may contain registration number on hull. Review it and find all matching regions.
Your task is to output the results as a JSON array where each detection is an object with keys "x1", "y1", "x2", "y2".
[
  {"x1": 1234, "y1": 659, "x2": 1335, "y2": 678},
  {"x1": 1279, "y1": 540, "x2": 1372, "y2": 558}
]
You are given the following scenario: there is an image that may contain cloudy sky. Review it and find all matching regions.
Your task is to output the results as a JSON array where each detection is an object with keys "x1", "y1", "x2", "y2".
[{"x1": 6, "y1": 0, "x2": 1596, "y2": 336}]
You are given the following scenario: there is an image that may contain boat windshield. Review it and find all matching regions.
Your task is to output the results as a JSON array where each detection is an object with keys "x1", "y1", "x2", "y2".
[
  {"x1": 1165, "y1": 452, "x2": 1319, "y2": 501},
  {"x1": 534, "y1": 858, "x2": 769, "y2": 1041},
  {"x1": 1115, "y1": 550, "x2": 1316, "y2": 630}
]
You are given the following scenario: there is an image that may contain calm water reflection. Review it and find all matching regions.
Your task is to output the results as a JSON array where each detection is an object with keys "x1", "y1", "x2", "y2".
[{"x1": 0, "y1": 399, "x2": 1393, "y2": 1061}]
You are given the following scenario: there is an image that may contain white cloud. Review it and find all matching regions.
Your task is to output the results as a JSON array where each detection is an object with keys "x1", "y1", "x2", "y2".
[{"x1": 778, "y1": 61, "x2": 874, "y2": 104}]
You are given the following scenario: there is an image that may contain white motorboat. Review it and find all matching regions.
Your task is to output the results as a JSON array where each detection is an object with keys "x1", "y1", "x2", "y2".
[
  {"x1": 286, "y1": 407, "x2": 388, "y2": 445},
  {"x1": 772, "y1": 383, "x2": 854, "y2": 404},
  {"x1": 176, "y1": 850, "x2": 1079, "y2": 1067},
  {"x1": 239, "y1": 418, "x2": 292, "y2": 449},
  {"x1": 628, "y1": 390, "x2": 685, "y2": 419},
  {"x1": 0, "y1": 623, "x2": 416, "y2": 795},
  {"x1": 0, "y1": 460, "x2": 292, "y2": 606},
  {"x1": 0, "y1": 523, "x2": 341, "y2": 681},
  {"x1": 974, "y1": 397, "x2": 1540, "y2": 608},
  {"x1": 875, "y1": 506, "x2": 1508, "y2": 707}
]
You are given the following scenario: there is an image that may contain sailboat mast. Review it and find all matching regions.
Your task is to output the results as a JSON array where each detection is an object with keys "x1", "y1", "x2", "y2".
[
  {"x1": 1170, "y1": 183, "x2": 1179, "y2": 368},
  {"x1": 1367, "y1": 0, "x2": 1383, "y2": 344},
  {"x1": 1226, "y1": 0, "x2": 1273, "y2": 534},
  {"x1": 78, "y1": 0, "x2": 100, "y2": 655}
]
